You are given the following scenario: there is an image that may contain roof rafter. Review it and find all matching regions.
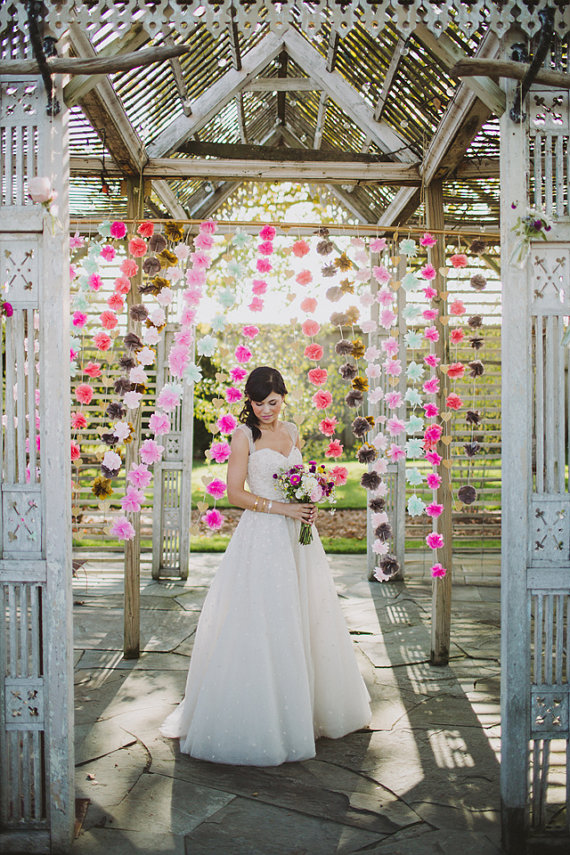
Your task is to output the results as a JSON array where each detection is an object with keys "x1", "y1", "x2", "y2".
[{"x1": 152, "y1": 180, "x2": 188, "y2": 218}]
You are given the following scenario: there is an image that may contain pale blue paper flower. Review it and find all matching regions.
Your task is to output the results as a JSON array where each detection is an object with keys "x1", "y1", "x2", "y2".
[
  {"x1": 184, "y1": 362, "x2": 203, "y2": 384},
  {"x1": 78, "y1": 275, "x2": 90, "y2": 291},
  {"x1": 196, "y1": 335, "x2": 217, "y2": 357},
  {"x1": 73, "y1": 294, "x2": 89, "y2": 311},
  {"x1": 88, "y1": 241, "x2": 103, "y2": 258},
  {"x1": 69, "y1": 361, "x2": 78, "y2": 378},
  {"x1": 405, "y1": 438, "x2": 425, "y2": 459},
  {"x1": 232, "y1": 229, "x2": 250, "y2": 248},
  {"x1": 227, "y1": 260, "x2": 242, "y2": 277},
  {"x1": 406, "y1": 361, "x2": 424, "y2": 382},
  {"x1": 69, "y1": 336, "x2": 81, "y2": 352},
  {"x1": 83, "y1": 257, "x2": 99, "y2": 274},
  {"x1": 405, "y1": 388, "x2": 423, "y2": 407},
  {"x1": 402, "y1": 304, "x2": 422, "y2": 322},
  {"x1": 97, "y1": 221, "x2": 112, "y2": 238},
  {"x1": 218, "y1": 288, "x2": 236, "y2": 309},
  {"x1": 406, "y1": 415, "x2": 424, "y2": 435},
  {"x1": 210, "y1": 314, "x2": 227, "y2": 333},
  {"x1": 401, "y1": 272, "x2": 420, "y2": 292},
  {"x1": 407, "y1": 494, "x2": 426, "y2": 516},
  {"x1": 404, "y1": 330, "x2": 423, "y2": 349},
  {"x1": 406, "y1": 467, "x2": 424, "y2": 486},
  {"x1": 399, "y1": 238, "x2": 417, "y2": 258}
]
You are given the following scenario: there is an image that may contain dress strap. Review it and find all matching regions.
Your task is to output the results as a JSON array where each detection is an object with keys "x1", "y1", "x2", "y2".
[
  {"x1": 284, "y1": 421, "x2": 298, "y2": 445},
  {"x1": 236, "y1": 422, "x2": 255, "y2": 454}
]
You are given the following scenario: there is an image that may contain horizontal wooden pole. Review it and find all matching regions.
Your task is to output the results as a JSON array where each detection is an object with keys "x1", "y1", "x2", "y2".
[
  {"x1": 455, "y1": 156, "x2": 500, "y2": 179},
  {"x1": 70, "y1": 155, "x2": 422, "y2": 184},
  {"x1": 452, "y1": 57, "x2": 570, "y2": 90},
  {"x1": 178, "y1": 140, "x2": 389, "y2": 162},
  {"x1": 243, "y1": 77, "x2": 319, "y2": 91},
  {"x1": 1, "y1": 44, "x2": 194, "y2": 76}
]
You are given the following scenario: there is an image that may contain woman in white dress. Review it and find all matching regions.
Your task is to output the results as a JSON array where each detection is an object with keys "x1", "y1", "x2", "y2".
[{"x1": 161, "y1": 366, "x2": 371, "y2": 765}]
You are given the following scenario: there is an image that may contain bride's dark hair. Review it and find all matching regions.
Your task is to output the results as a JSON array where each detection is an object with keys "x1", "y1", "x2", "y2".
[{"x1": 239, "y1": 366, "x2": 288, "y2": 441}]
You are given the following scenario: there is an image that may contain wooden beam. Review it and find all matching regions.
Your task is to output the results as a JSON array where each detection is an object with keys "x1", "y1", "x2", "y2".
[
  {"x1": 277, "y1": 50, "x2": 288, "y2": 126},
  {"x1": 165, "y1": 35, "x2": 192, "y2": 117},
  {"x1": 313, "y1": 91, "x2": 328, "y2": 149},
  {"x1": 243, "y1": 77, "x2": 318, "y2": 91},
  {"x1": 326, "y1": 29, "x2": 340, "y2": 73},
  {"x1": 147, "y1": 30, "x2": 286, "y2": 157},
  {"x1": 452, "y1": 57, "x2": 570, "y2": 90},
  {"x1": 236, "y1": 93, "x2": 248, "y2": 143},
  {"x1": 177, "y1": 140, "x2": 391, "y2": 161},
  {"x1": 282, "y1": 28, "x2": 416, "y2": 163},
  {"x1": 455, "y1": 156, "x2": 500, "y2": 179},
  {"x1": 374, "y1": 38, "x2": 406, "y2": 122},
  {"x1": 152, "y1": 180, "x2": 187, "y2": 218},
  {"x1": 3, "y1": 43, "x2": 199, "y2": 76},
  {"x1": 69, "y1": 155, "x2": 422, "y2": 184},
  {"x1": 377, "y1": 187, "x2": 420, "y2": 227},
  {"x1": 68, "y1": 24, "x2": 148, "y2": 175},
  {"x1": 227, "y1": 8, "x2": 242, "y2": 71},
  {"x1": 190, "y1": 181, "x2": 240, "y2": 219}
]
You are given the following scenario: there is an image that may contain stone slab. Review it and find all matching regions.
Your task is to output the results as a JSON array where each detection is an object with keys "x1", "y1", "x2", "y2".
[
  {"x1": 74, "y1": 606, "x2": 198, "y2": 652},
  {"x1": 72, "y1": 828, "x2": 186, "y2": 854}
]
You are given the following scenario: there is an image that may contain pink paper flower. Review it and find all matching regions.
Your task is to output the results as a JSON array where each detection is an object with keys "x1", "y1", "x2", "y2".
[
  {"x1": 451, "y1": 328, "x2": 465, "y2": 344},
  {"x1": 325, "y1": 439, "x2": 343, "y2": 458},
  {"x1": 107, "y1": 293, "x2": 124, "y2": 312},
  {"x1": 423, "y1": 403, "x2": 439, "y2": 418},
  {"x1": 121, "y1": 487, "x2": 144, "y2": 513},
  {"x1": 431, "y1": 563, "x2": 447, "y2": 578},
  {"x1": 329, "y1": 465, "x2": 348, "y2": 485},
  {"x1": 242, "y1": 325, "x2": 259, "y2": 339},
  {"x1": 296, "y1": 270, "x2": 312, "y2": 286},
  {"x1": 420, "y1": 232, "x2": 437, "y2": 247},
  {"x1": 259, "y1": 225, "x2": 276, "y2": 241},
  {"x1": 308, "y1": 368, "x2": 328, "y2": 386},
  {"x1": 69, "y1": 232, "x2": 84, "y2": 250},
  {"x1": 169, "y1": 344, "x2": 190, "y2": 377},
  {"x1": 423, "y1": 286, "x2": 437, "y2": 300},
  {"x1": 252, "y1": 279, "x2": 268, "y2": 295},
  {"x1": 75, "y1": 384, "x2": 93, "y2": 405},
  {"x1": 206, "y1": 479, "x2": 227, "y2": 499},
  {"x1": 128, "y1": 237, "x2": 147, "y2": 257},
  {"x1": 424, "y1": 354, "x2": 440, "y2": 368},
  {"x1": 194, "y1": 232, "x2": 214, "y2": 250},
  {"x1": 426, "y1": 451, "x2": 442, "y2": 466},
  {"x1": 199, "y1": 219, "x2": 217, "y2": 235},
  {"x1": 420, "y1": 264, "x2": 437, "y2": 279},
  {"x1": 127, "y1": 463, "x2": 152, "y2": 489},
  {"x1": 381, "y1": 337, "x2": 399, "y2": 357},
  {"x1": 302, "y1": 320, "x2": 320, "y2": 337},
  {"x1": 114, "y1": 276, "x2": 131, "y2": 295},
  {"x1": 124, "y1": 391, "x2": 142, "y2": 410},
  {"x1": 292, "y1": 239, "x2": 310, "y2": 257},
  {"x1": 370, "y1": 237, "x2": 387, "y2": 252},
  {"x1": 450, "y1": 253, "x2": 468, "y2": 269},
  {"x1": 256, "y1": 258, "x2": 272, "y2": 273},
  {"x1": 450, "y1": 299, "x2": 466, "y2": 316},
  {"x1": 174, "y1": 328, "x2": 193, "y2": 347},
  {"x1": 70, "y1": 441, "x2": 81, "y2": 461},
  {"x1": 71, "y1": 412, "x2": 87, "y2": 429},
  {"x1": 225, "y1": 386, "x2": 243, "y2": 403},
  {"x1": 121, "y1": 258, "x2": 138, "y2": 277},
  {"x1": 426, "y1": 532, "x2": 444, "y2": 549},
  {"x1": 373, "y1": 265, "x2": 391, "y2": 283},
  {"x1": 426, "y1": 503, "x2": 444, "y2": 517},
  {"x1": 257, "y1": 240, "x2": 273, "y2": 255},
  {"x1": 305, "y1": 343, "x2": 324, "y2": 361},
  {"x1": 191, "y1": 251, "x2": 211, "y2": 269},
  {"x1": 137, "y1": 221, "x2": 154, "y2": 237},
  {"x1": 99, "y1": 244, "x2": 116, "y2": 263},
  {"x1": 88, "y1": 273, "x2": 103, "y2": 291},
  {"x1": 149, "y1": 412, "x2": 171, "y2": 435},
  {"x1": 109, "y1": 221, "x2": 126, "y2": 239},
  {"x1": 423, "y1": 377, "x2": 440, "y2": 395},
  {"x1": 181, "y1": 308, "x2": 196, "y2": 326},
  {"x1": 424, "y1": 326, "x2": 439, "y2": 342},
  {"x1": 249, "y1": 297, "x2": 264, "y2": 312},
  {"x1": 388, "y1": 443, "x2": 405, "y2": 461},
  {"x1": 110, "y1": 516, "x2": 136, "y2": 541},
  {"x1": 385, "y1": 391, "x2": 403, "y2": 409},
  {"x1": 186, "y1": 267, "x2": 206, "y2": 286},
  {"x1": 319, "y1": 416, "x2": 338, "y2": 436},
  {"x1": 423, "y1": 308, "x2": 439, "y2": 322},
  {"x1": 140, "y1": 439, "x2": 164, "y2": 465},
  {"x1": 230, "y1": 366, "x2": 247, "y2": 383},
  {"x1": 210, "y1": 441, "x2": 231, "y2": 463},
  {"x1": 217, "y1": 413, "x2": 237, "y2": 434},
  {"x1": 446, "y1": 393, "x2": 463, "y2": 410},
  {"x1": 447, "y1": 362, "x2": 465, "y2": 379},
  {"x1": 379, "y1": 308, "x2": 396, "y2": 329},
  {"x1": 313, "y1": 390, "x2": 333, "y2": 410},
  {"x1": 202, "y1": 508, "x2": 225, "y2": 530},
  {"x1": 157, "y1": 387, "x2": 181, "y2": 410},
  {"x1": 384, "y1": 359, "x2": 402, "y2": 377},
  {"x1": 84, "y1": 361, "x2": 101, "y2": 378},
  {"x1": 424, "y1": 424, "x2": 443, "y2": 444},
  {"x1": 235, "y1": 345, "x2": 252, "y2": 363},
  {"x1": 300, "y1": 297, "x2": 317, "y2": 313},
  {"x1": 183, "y1": 286, "x2": 202, "y2": 307},
  {"x1": 100, "y1": 310, "x2": 118, "y2": 330},
  {"x1": 72, "y1": 311, "x2": 87, "y2": 328},
  {"x1": 426, "y1": 472, "x2": 442, "y2": 489},
  {"x1": 387, "y1": 417, "x2": 405, "y2": 435}
]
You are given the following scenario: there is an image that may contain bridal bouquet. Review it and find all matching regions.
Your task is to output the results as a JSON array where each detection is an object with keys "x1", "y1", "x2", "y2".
[{"x1": 273, "y1": 461, "x2": 337, "y2": 545}]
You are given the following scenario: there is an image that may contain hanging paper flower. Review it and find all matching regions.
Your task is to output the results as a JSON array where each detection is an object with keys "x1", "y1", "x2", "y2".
[
  {"x1": 312, "y1": 390, "x2": 333, "y2": 410},
  {"x1": 137, "y1": 221, "x2": 154, "y2": 238},
  {"x1": 426, "y1": 472, "x2": 442, "y2": 489},
  {"x1": 370, "y1": 237, "x2": 387, "y2": 252},
  {"x1": 308, "y1": 368, "x2": 328, "y2": 386},
  {"x1": 149, "y1": 412, "x2": 171, "y2": 435},
  {"x1": 426, "y1": 532, "x2": 444, "y2": 549},
  {"x1": 329, "y1": 465, "x2": 348, "y2": 485},
  {"x1": 140, "y1": 439, "x2": 164, "y2": 465},
  {"x1": 319, "y1": 416, "x2": 338, "y2": 436},
  {"x1": 72, "y1": 311, "x2": 87, "y2": 328},
  {"x1": 406, "y1": 415, "x2": 424, "y2": 434},
  {"x1": 381, "y1": 337, "x2": 399, "y2": 358},
  {"x1": 300, "y1": 297, "x2": 317, "y2": 313},
  {"x1": 424, "y1": 424, "x2": 443, "y2": 444},
  {"x1": 426, "y1": 450, "x2": 442, "y2": 466},
  {"x1": 194, "y1": 232, "x2": 214, "y2": 250},
  {"x1": 458, "y1": 484, "x2": 477, "y2": 504},
  {"x1": 124, "y1": 391, "x2": 142, "y2": 410},
  {"x1": 292, "y1": 239, "x2": 310, "y2": 257},
  {"x1": 75, "y1": 384, "x2": 93, "y2": 405},
  {"x1": 450, "y1": 299, "x2": 466, "y2": 316},
  {"x1": 70, "y1": 441, "x2": 81, "y2": 461},
  {"x1": 113, "y1": 422, "x2": 132, "y2": 441},
  {"x1": 242, "y1": 325, "x2": 259, "y2": 339},
  {"x1": 372, "y1": 265, "x2": 391, "y2": 283},
  {"x1": 296, "y1": 270, "x2": 312, "y2": 286},
  {"x1": 184, "y1": 363, "x2": 202, "y2": 384},
  {"x1": 365, "y1": 362, "x2": 381, "y2": 379},
  {"x1": 447, "y1": 362, "x2": 465, "y2": 379},
  {"x1": 71, "y1": 412, "x2": 87, "y2": 430},
  {"x1": 446, "y1": 393, "x2": 463, "y2": 410},
  {"x1": 423, "y1": 377, "x2": 440, "y2": 395},
  {"x1": 399, "y1": 238, "x2": 417, "y2": 257},
  {"x1": 210, "y1": 441, "x2": 232, "y2": 463},
  {"x1": 202, "y1": 508, "x2": 225, "y2": 530},
  {"x1": 256, "y1": 258, "x2": 272, "y2": 273},
  {"x1": 128, "y1": 237, "x2": 147, "y2": 257},
  {"x1": 200, "y1": 219, "x2": 218, "y2": 235},
  {"x1": 325, "y1": 440, "x2": 344, "y2": 458},
  {"x1": 259, "y1": 225, "x2": 276, "y2": 241},
  {"x1": 137, "y1": 346, "x2": 156, "y2": 366},
  {"x1": 405, "y1": 388, "x2": 422, "y2": 407},
  {"x1": 384, "y1": 359, "x2": 402, "y2": 377},
  {"x1": 257, "y1": 240, "x2": 274, "y2": 256},
  {"x1": 93, "y1": 332, "x2": 112, "y2": 351},
  {"x1": 157, "y1": 385, "x2": 182, "y2": 410},
  {"x1": 407, "y1": 495, "x2": 426, "y2": 517},
  {"x1": 168, "y1": 345, "x2": 189, "y2": 377},
  {"x1": 450, "y1": 253, "x2": 468, "y2": 268},
  {"x1": 251, "y1": 279, "x2": 268, "y2": 295},
  {"x1": 121, "y1": 258, "x2": 138, "y2": 277},
  {"x1": 100, "y1": 310, "x2": 118, "y2": 330},
  {"x1": 84, "y1": 361, "x2": 101, "y2": 379},
  {"x1": 420, "y1": 232, "x2": 437, "y2": 247},
  {"x1": 102, "y1": 450, "x2": 121, "y2": 474},
  {"x1": 235, "y1": 345, "x2": 252, "y2": 363},
  {"x1": 424, "y1": 326, "x2": 439, "y2": 342},
  {"x1": 108, "y1": 293, "x2": 124, "y2": 312},
  {"x1": 127, "y1": 464, "x2": 152, "y2": 489},
  {"x1": 206, "y1": 479, "x2": 227, "y2": 500},
  {"x1": 406, "y1": 468, "x2": 424, "y2": 486},
  {"x1": 191, "y1": 250, "x2": 212, "y2": 269},
  {"x1": 121, "y1": 487, "x2": 144, "y2": 514},
  {"x1": 423, "y1": 286, "x2": 437, "y2": 300},
  {"x1": 426, "y1": 503, "x2": 444, "y2": 517},
  {"x1": 225, "y1": 386, "x2": 243, "y2": 403},
  {"x1": 424, "y1": 354, "x2": 440, "y2": 368},
  {"x1": 406, "y1": 362, "x2": 424, "y2": 382},
  {"x1": 431, "y1": 563, "x2": 447, "y2": 578},
  {"x1": 302, "y1": 320, "x2": 320, "y2": 337},
  {"x1": 91, "y1": 476, "x2": 113, "y2": 499},
  {"x1": 114, "y1": 276, "x2": 131, "y2": 295},
  {"x1": 197, "y1": 335, "x2": 217, "y2": 357},
  {"x1": 88, "y1": 273, "x2": 103, "y2": 291},
  {"x1": 422, "y1": 308, "x2": 439, "y2": 322},
  {"x1": 110, "y1": 516, "x2": 136, "y2": 541},
  {"x1": 249, "y1": 297, "x2": 264, "y2": 312},
  {"x1": 304, "y1": 343, "x2": 324, "y2": 361},
  {"x1": 217, "y1": 414, "x2": 237, "y2": 434},
  {"x1": 109, "y1": 221, "x2": 127, "y2": 239},
  {"x1": 100, "y1": 244, "x2": 116, "y2": 262},
  {"x1": 450, "y1": 328, "x2": 465, "y2": 344}
]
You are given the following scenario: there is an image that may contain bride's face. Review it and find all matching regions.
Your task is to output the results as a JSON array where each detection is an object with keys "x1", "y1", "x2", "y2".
[{"x1": 250, "y1": 391, "x2": 284, "y2": 427}]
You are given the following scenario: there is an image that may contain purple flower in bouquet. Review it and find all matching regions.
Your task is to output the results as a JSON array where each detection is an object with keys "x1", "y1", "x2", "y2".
[{"x1": 274, "y1": 461, "x2": 337, "y2": 545}]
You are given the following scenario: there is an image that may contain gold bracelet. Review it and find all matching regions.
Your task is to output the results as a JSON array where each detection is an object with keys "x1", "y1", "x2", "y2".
[
  {"x1": 267, "y1": 500, "x2": 273, "y2": 514},
  {"x1": 261, "y1": 497, "x2": 268, "y2": 513},
  {"x1": 252, "y1": 496, "x2": 259, "y2": 512}
]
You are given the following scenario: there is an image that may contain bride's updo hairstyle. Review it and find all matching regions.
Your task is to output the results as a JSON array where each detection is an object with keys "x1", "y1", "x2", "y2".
[{"x1": 239, "y1": 366, "x2": 288, "y2": 441}]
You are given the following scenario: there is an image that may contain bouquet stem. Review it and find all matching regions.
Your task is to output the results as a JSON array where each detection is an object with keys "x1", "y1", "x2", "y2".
[{"x1": 299, "y1": 521, "x2": 313, "y2": 545}]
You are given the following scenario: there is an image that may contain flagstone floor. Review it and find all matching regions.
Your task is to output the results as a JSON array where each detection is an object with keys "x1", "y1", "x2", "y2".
[{"x1": 71, "y1": 553, "x2": 503, "y2": 855}]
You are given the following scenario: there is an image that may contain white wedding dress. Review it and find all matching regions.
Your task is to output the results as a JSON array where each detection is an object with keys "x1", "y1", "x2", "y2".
[{"x1": 160, "y1": 422, "x2": 371, "y2": 766}]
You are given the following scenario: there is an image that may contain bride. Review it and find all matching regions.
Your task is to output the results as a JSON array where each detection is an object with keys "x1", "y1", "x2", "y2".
[{"x1": 160, "y1": 366, "x2": 371, "y2": 766}]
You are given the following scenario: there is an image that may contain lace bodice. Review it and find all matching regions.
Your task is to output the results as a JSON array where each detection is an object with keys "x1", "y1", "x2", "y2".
[{"x1": 236, "y1": 423, "x2": 302, "y2": 501}]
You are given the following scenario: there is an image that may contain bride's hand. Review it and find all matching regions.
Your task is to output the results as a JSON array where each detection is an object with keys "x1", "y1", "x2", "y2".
[{"x1": 285, "y1": 503, "x2": 316, "y2": 524}]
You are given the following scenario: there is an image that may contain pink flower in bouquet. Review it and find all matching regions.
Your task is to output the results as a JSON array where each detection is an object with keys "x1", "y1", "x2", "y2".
[
  {"x1": 423, "y1": 402, "x2": 439, "y2": 418},
  {"x1": 426, "y1": 450, "x2": 442, "y2": 466},
  {"x1": 235, "y1": 345, "x2": 252, "y2": 363},
  {"x1": 312, "y1": 390, "x2": 332, "y2": 409},
  {"x1": 450, "y1": 253, "x2": 468, "y2": 269},
  {"x1": 302, "y1": 320, "x2": 320, "y2": 337},
  {"x1": 420, "y1": 263, "x2": 437, "y2": 279},
  {"x1": 71, "y1": 412, "x2": 87, "y2": 430},
  {"x1": 426, "y1": 472, "x2": 442, "y2": 489},
  {"x1": 420, "y1": 232, "x2": 437, "y2": 247},
  {"x1": 426, "y1": 503, "x2": 444, "y2": 517},
  {"x1": 308, "y1": 368, "x2": 328, "y2": 386},
  {"x1": 252, "y1": 279, "x2": 267, "y2": 295},
  {"x1": 258, "y1": 240, "x2": 274, "y2": 255},
  {"x1": 84, "y1": 361, "x2": 101, "y2": 378},
  {"x1": 292, "y1": 239, "x2": 310, "y2": 257},
  {"x1": 304, "y1": 343, "x2": 324, "y2": 361},
  {"x1": 202, "y1": 508, "x2": 225, "y2": 530},
  {"x1": 217, "y1": 413, "x2": 237, "y2": 434},
  {"x1": 149, "y1": 412, "x2": 171, "y2": 435},
  {"x1": 88, "y1": 273, "x2": 103, "y2": 291},
  {"x1": 296, "y1": 270, "x2": 312, "y2": 286},
  {"x1": 319, "y1": 416, "x2": 338, "y2": 436},
  {"x1": 329, "y1": 465, "x2": 348, "y2": 485},
  {"x1": 121, "y1": 487, "x2": 144, "y2": 514},
  {"x1": 325, "y1": 440, "x2": 343, "y2": 459},
  {"x1": 127, "y1": 464, "x2": 152, "y2": 489},
  {"x1": 446, "y1": 393, "x2": 463, "y2": 410},
  {"x1": 210, "y1": 441, "x2": 231, "y2": 463},
  {"x1": 230, "y1": 366, "x2": 247, "y2": 383},
  {"x1": 110, "y1": 221, "x2": 127, "y2": 239},
  {"x1": 256, "y1": 258, "x2": 272, "y2": 273},
  {"x1": 249, "y1": 297, "x2": 264, "y2": 312},
  {"x1": 75, "y1": 384, "x2": 93, "y2": 405},
  {"x1": 450, "y1": 299, "x2": 466, "y2": 316},
  {"x1": 72, "y1": 311, "x2": 87, "y2": 328},
  {"x1": 100, "y1": 244, "x2": 116, "y2": 262},
  {"x1": 431, "y1": 563, "x2": 447, "y2": 578},
  {"x1": 121, "y1": 258, "x2": 138, "y2": 277},
  {"x1": 137, "y1": 221, "x2": 154, "y2": 237},
  {"x1": 111, "y1": 516, "x2": 135, "y2": 541},
  {"x1": 114, "y1": 276, "x2": 131, "y2": 295},
  {"x1": 194, "y1": 232, "x2": 214, "y2": 250},
  {"x1": 200, "y1": 219, "x2": 217, "y2": 235},
  {"x1": 300, "y1": 297, "x2": 317, "y2": 313},
  {"x1": 140, "y1": 439, "x2": 164, "y2": 465},
  {"x1": 100, "y1": 310, "x2": 118, "y2": 330},
  {"x1": 426, "y1": 532, "x2": 444, "y2": 549},
  {"x1": 70, "y1": 441, "x2": 81, "y2": 461},
  {"x1": 259, "y1": 225, "x2": 276, "y2": 241},
  {"x1": 423, "y1": 377, "x2": 440, "y2": 395},
  {"x1": 157, "y1": 387, "x2": 181, "y2": 410},
  {"x1": 206, "y1": 479, "x2": 227, "y2": 500},
  {"x1": 424, "y1": 354, "x2": 440, "y2": 368},
  {"x1": 107, "y1": 293, "x2": 124, "y2": 312},
  {"x1": 128, "y1": 237, "x2": 147, "y2": 257},
  {"x1": 242, "y1": 325, "x2": 259, "y2": 339},
  {"x1": 451, "y1": 328, "x2": 465, "y2": 344},
  {"x1": 225, "y1": 386, "x2": 243, "y2": 403},
  {"x1": 424, "y1": 325, "x2": 439, "y2": 342}
]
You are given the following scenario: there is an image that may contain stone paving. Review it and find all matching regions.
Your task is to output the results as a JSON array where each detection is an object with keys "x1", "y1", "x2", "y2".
[{"x1": 72, "y1": 553, "x2": 503, "y2": 855}]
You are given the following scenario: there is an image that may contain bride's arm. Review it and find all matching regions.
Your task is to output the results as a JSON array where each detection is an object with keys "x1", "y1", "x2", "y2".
[{"x1": 226, "y1": 429, "x2": 315, "y2": 523}]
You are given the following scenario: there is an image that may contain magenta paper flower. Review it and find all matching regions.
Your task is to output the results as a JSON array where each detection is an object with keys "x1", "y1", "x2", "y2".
[
  {"x1": 70, "y1": 441, "x2": 81, "y2": 461},
  {"x1": 225, "y1": 386, "x2": 243, "y2": 403},
  {"x1": 426, "y1": 451, "x2": 442, "y2": 466},
  {"x1": 249, "y1": 297, "x2": 264, "y2": 312},
  {"x1": 72, "y1": 311, "x2": 87, "y2": 328},
  {"x1": 252, "y1": 279, "x2": 267, "y2": 295},
  {"x1": 431, "y1": 563, "x2": 447, "y2": 578},
  {"x1": 100, "y1": 310, "x2": 118, "y2": 330},
  {"x1": 387, "y1": 417, "x2": 405, "y2": 436},
  {"x1": 194, "y1": 232, "x2": 214, "y2": 250},
  {"x1": 200, "y1": 219, "x2": 217, "y2": 235},
  {"x1": 259, "y1": 225, "x2": 276, "y2": 240},
  {"x1": 300, "y1": 297, "x2": 317, "y2": 313},
  {"x1": 110, "y1": 221, "x2": 127, "y2": 239},
  {"x1": 149, "y1": 412, "x2": 171, "y2": 435},
  {"x1": 71, "y1": 412, "x2": 87, "y2": 430},
  {"x1": 450, "y1": 299, "x2": 466, "y2": 316},
  {"x1": 140, "y1": 439, "x2": 164, "y2": 465},
  {"x1": 157, "y1": 387, "x2": 181, "y2": 410},
  {"x1": 258, "y1": 240, "x2": 274, "y2": 255},
  {"x1": 127, "y1": 463, "x2": 152, "y2": 489},
  {"x1": 88, "y1": 273, "x2": 103, "y2": 291},
  {"x1": 121, "y1": 487, "x2": 144, "y2": 513},
  {"x1": 426, "y1": 503, "x2": 444, "y2": 517},
  {"x1": 312, "y1": 390, "x2": 333, "y2": 410},
  {"x1": 256, "y1": 258, "x2": 272, "y2": 273},
  {"x1": 388, "y1": 444, "x2": 405, "y2": 461},
  {"x1": 424, "y1": 424, "x2": 443, "y2": 444},
  {"x1": 296, "y1": 270, "x2": 312, "y2": 286},
  {"x1": 426, "y1": 532, "x2": 444, "y2": 549},
  {"x1": 210, "y1": 441, "x2": 231, "y2": 463},
  {"x1": 202, "y1": 508, "x2": 225, "y2": 530},
  {"x1": 329, "y1": 465, "x2": 348, "y2": 485},
  {"x1": 121, "y1": 258, "x2": 138, "y2": 277},
  {"x1": 242, "y1": 325, "x2": 259, "y2": 339},
  {"x1": 69, "y1": 231, "x2": 84, "y2": 249},
  {"x1": 451, "y1": 328, "x2": 465, "y2": 344},
  {"x1": 381, "y1": 337, "x2": 399, "y2": 357},
  {"x1": 325, "y1": 440, "x2": 343, "y2": 459},
  {"x1": 426, "y1": 472, "x2": 442, "y2": 489},
  {"x1": 100, "y1": 244, "x2": 116, "y2": 262},
  {"x1": 422, "y1": 308, "x2": 438, "y2": 322},
  {"x1": 292, "y1": 239, "x2": 309, "y2": 257},
  {"x1": 217, "y1": 413, "x2": 237, "y2": 434},
  {"x1": 75, "y1": 383, "x2": 93, "y2": 405},
  {"x1": 93, "y1": 332, "x2": 111, "y2": 351},
  {"x1": 319, "y1": 416, "x2": 338, "y2": 436},
  {"x1": 230, "y1": 366, "x2": 247, "y2": 383},
  {"x1": 206, "y1": 479, "x2": 227, "y2": 499},
  {"x1": 420, "y1": 232, "x2": 437, "y2": 247},
  {"x1": 308, "y1": 368, "x2": 328, "y2": 386},
  {"x1": 111, "y1": 516, "x2": 136, "y2": 541},
  {"x1": 423, "y1": 403, "x2": 439, "y2": 418},
  {"x1": 423, "y1": 377, "x2": 440, "y2": 395},
  {"x1": 423, "y1": 286, "x2": 437, "y2": 300},
  {"x1": 424, "y1": 354, "x2": 440, "y2": 368},
  {"x1": 235, "y1": 345, "x2": 252, "y2": 364},
  {"x1": 424, "y1": 326, "x2": 439, "y2": 342},
  {"x1": 420, "y1": 263, "x2": 437, "y2": 279},
  {"x1": 128, "y1": 237, "x2": 147, "y2": 257}
]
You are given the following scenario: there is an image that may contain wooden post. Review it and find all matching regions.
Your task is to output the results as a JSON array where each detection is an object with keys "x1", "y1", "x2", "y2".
[
  {"x1": 123, "y1": 178, "x2": 143, "y2": 659},
  {"x1": 426, "y1": 180, "x2": 453, "y2": 666}
]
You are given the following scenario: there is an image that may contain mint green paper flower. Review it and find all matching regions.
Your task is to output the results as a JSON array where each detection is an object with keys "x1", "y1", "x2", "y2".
[
  {"x1": 97, "y1": 221, "x2": 112, "y2": 238},
  {"x1": 211, "y1": 314, "x2": 227, "y2": 333},
  {"x1": 405, "y1": 438, "x2": 424, "y2": 458},
  {"x1": 88, "y1": 241, "x2": 102, "y2": 258},
  {"x1": 78, "y1": 276, "x2": 90, "y2": 291},
  {"x1": 406, "y1": 415, "x2": 424, "y2": 434},
  {"x1": 406, "y1": 361, "x2": 424, "y2": 382},
  {"x1": 407, "y1": 494, "x2": 426, "y2": 516},
  {"x1": 83, "y1": 258, "x2": 99, "y2": 274},
  {"x1": 402, "y1": 304, "x2": 422, "y2": 322},
  {"x1": 218, "y1": 288, "x2": 236, "y2": 309},
  {"x1": 196, "y1": 335, "x2": 217, "y2": 357},
  {"x1": 401, "y1": 272, "x2": 420, "y2": 292},
  {"x1": 73, "y1": 294, "x2": 89, "y2": 311},
  {"x1": 69, "y1": 361, "x2": 79, "y2": 378},
  {"x1": 184, "y1": 362, "x2": 203, "y2": 384},
  {"x1": 406, "y1": 467, "x2": 424, "y2": 486},
  {"x1": 404, "y1": 388, "x2": 423, "y2": 407},
  {"x1": 227, "y1": 260, "x2": 242, "y2": 277},
  {"x1": 232, "y1": 229, "x2": 250, "y2": 248},
  {"x1": 399, "y1": 238, "x2": 417, "y2": 257},
  {"x1": 404, "y1": 330, "x2": 423, "y2": 349},
  {"x1": 69, "y1": 336, "x2": 81, "y2": 352}
]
